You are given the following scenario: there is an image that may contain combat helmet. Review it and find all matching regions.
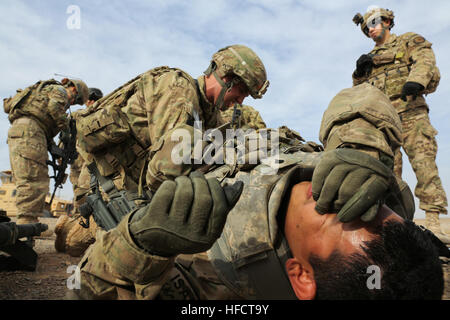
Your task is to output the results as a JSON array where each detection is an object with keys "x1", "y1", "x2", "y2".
[
  {"x1": 63, "y1": 78, "x2": 89, "y2": 105},
  {"x1": 204, "y1": 45, "x2": 269, "y2": 108},
  {"x1": 88, "y1": 87, "x2": 103, "y2": 101},
  {"x1": 353, "y1": 6, "x2": 395, "y2": 37}
]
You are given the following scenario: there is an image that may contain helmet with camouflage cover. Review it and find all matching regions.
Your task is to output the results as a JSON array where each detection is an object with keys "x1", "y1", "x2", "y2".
[
  {"x1": 204, "y1": 45, "x2": 269, "y2": 107},
  {"x1": 64, "y1": 79, "x2": 89, "y2": 105},
  {"x1": 353, "y1": 6, "x2": 395, "y2": 38}
]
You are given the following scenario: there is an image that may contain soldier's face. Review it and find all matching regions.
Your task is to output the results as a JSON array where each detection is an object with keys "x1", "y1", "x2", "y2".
[
  {"x1": 222, "y1": 81, "x2": 249, "y2": 108},
  {"x1": 368, "y1": 20, "x2": 390, "y2": 44},
  {"x1": 283, "y1": 181, "x2": 403, "y2": 299},
  {"x1": 67, "y1": 86, "x2": 77, "y2": 105}
]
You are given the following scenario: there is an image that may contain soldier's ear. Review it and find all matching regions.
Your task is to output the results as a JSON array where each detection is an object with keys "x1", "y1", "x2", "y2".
[
  {"x1": 285, "y1": 258, "x2": 316, "y2": 300},
  {"x1": 61, "y1": 78, "x2": 69, "y2": 86}
]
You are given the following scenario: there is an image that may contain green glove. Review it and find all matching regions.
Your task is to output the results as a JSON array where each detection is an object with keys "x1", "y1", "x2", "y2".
[
  {"x1": 129, "y1": 171, "x2": 243, "y2": 257},
  {"x1": 312, "y1": 148, "x2": 392, "y2": 222}
]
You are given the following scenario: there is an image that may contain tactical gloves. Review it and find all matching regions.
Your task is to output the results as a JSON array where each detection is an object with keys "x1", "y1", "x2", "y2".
[
  {"x1": 354, "y1": 54, "x2": 374, "y2": 78},
  {"x1": 129, "y1": 171, "x2": 243, "y2": 257},
  {"x1": 312, "y1": 148, "x2": 393, "y2": 222},
  {"x1": 401, "y1": 81, "x2": 424, "y2": 101}
]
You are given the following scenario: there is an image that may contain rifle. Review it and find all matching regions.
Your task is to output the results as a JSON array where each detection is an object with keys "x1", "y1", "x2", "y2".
[
  {"x1": 47, "y1": 118, "x2": 78, "y2": 207},
  {"x1": 79, "y1": 162, "x2": 150, "y2": 231}
]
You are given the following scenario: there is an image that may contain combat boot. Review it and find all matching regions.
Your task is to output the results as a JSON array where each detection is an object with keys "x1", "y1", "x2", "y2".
[
  {"x1": 425, "y1": 212, "x2": 450, "y2": 245},
  {"x1": 54, "y1": 214, "x2": 79, "y2": 253},
  {"x1": 65, "y1": 215, "x2": 97, "y2": 257}
]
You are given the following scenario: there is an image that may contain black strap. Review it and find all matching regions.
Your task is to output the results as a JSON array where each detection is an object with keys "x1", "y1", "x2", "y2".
[{"x1": 87, "y1": 162, "x2": 117, "y2": 195}]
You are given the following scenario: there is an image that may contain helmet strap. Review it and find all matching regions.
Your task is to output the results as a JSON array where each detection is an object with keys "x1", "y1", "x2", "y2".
[{"x1": 212, "y1": 70, "x2": 233, "y2": 110}]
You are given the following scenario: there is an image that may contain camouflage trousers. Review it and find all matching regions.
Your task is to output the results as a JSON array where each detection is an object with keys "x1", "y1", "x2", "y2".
[
  {"x1": 7, "y1": 117, "x2": 49, "y2": 218},
  {"x1": 69, "y1": 214, "x2": 238, "y2": 300},
  {"x1": 393, "y1": 107, "x2": 448, "y2": 214},
  {"x1": 70, "y1": 157, "x2": 90, "y2": 213}
]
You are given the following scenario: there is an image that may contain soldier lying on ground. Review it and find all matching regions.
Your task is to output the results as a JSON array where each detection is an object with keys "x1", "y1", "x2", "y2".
[
  {"x1": 65, "y1": 84, "x2": 446, "y2": 299},
  {"x1": 67, "y1": 167, "x2": 444, "y2": 300}
]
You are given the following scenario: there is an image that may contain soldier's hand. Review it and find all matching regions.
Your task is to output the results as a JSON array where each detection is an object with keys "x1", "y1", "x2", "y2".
[
  {"x1": 312, "y1": 149, "x2": 392, "y2": 222},
  {"x1": 401, "y1": 81, "x2": 424, "y2": 101},
  {"x1": 129, "y1": 171, "x2": 243, "y2": 257},
  {"x1": 355, "y1": 54, "x2": 374, "y2": 78}
]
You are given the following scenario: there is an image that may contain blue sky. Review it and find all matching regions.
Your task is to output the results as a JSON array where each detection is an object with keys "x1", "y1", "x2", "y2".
[{"x1": 1, "y1": 0, "x2": 450, "y2": 219}]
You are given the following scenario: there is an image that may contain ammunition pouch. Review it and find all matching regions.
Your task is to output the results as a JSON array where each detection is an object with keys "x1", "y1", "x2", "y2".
[{"x1": 76, "y1": 104, "x2": 131, "y2": 154}]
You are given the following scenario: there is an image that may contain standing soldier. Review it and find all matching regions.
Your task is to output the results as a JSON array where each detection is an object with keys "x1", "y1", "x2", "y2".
[
  {"x1": 4, "y1": 77, "x2": 88, "y2": 226},
  {"x1": 352, "y1": 6, "x2": 449, "y2": 243},
  {"x1": 219, "y1": 104, "x2": 267, "y2": 130}
]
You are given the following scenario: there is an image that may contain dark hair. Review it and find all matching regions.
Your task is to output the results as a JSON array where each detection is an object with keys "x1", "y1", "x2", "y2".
[
  {"x1": 310, "y1": 220, "x2": 444, "y2": 300},
  {"x1": 88, "y1": 87, "x2": 103, "y2": 101}
]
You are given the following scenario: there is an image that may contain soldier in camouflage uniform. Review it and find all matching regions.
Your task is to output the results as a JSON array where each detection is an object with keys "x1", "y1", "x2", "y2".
[
  {"x1": 54, "y1": 45, "x2": 269, "y2": 256},
  {"x1": 219, "y1": 104, "x2": 266, "y2": 130},
  {"x1": 352, "y1": 6, "x2": 449, "y2": 243},
  {"x1": 74, "y1": 45, "x2": 269, "y2": 197},
  {"x1": 66, "y1": 84, "x2": 445, "y2": 300},
  {"x1": 3, "y1": 78, "x2": 88, "y2": 225},
  {"x1": 55, "y1": 88, "x2": 104, "y2": 256}
]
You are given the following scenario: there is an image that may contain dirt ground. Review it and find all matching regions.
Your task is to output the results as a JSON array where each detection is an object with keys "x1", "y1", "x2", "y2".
[{"x1": 0, "y1": 217, "x2": 449, "y2": 300}]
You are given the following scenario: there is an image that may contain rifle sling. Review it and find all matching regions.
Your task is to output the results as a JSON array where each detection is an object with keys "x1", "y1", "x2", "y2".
[{"x1": 87, "y1": 162, "x2": 118, "y2": 195}]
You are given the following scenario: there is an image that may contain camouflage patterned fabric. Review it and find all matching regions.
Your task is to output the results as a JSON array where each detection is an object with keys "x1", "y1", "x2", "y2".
[
  {"x1": 76, "y1": 67, "x2": 220, "y2": 195},
  {"x1": 5, "y1": 82, "x2": 72, "y2": 219},
  {"x1": 7, "y1": 117, "x2": 49, "y2": 218},
  {"x1": 219, "y1": 104, "x2": 266, "y2": 130},
  {"x1": 55, "y1": 158, "x2": 98, "y2": 256},
  {"x1": 67, "y1": 84, "x2": 405, "y2": 300},
  {"x1": 393, "y1": 107, "x2": 447, "y2": 214},
  {"x1": 353, "y1": 32, "x2": 448, "y2": 215},
  {"x1": 320, "y1": 83, "x2": 402, "y2": 163},
  {"x1": 4, "y1": 79, "x2": 89, "y2": 221},
  {"x1": 7, "y1": 81, "x2": 71, "y2": 138},
  {"x1": 210, "y1": 45, "x2": 269, "y2": 99},
  {"x1": 69, "y1": 155, "x2": 84, "y2": 211},
  {"x1": 67, "y1": 150, "x2": 322, "y2": 300}
]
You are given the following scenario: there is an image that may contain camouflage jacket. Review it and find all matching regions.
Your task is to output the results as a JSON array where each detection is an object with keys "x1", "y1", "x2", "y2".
[
  {"x1": 352, "y1": 32, "x2": 439, "y2": 113},
  {"x1": 76, "y1": 67, "x2": 220, "y2": 192},
  {"x1": 219, "y1": 104, "x2": 266, "y2": 130},
  {"x1": 5, "y1": 80, "x2": 70, "y2": 138}
]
